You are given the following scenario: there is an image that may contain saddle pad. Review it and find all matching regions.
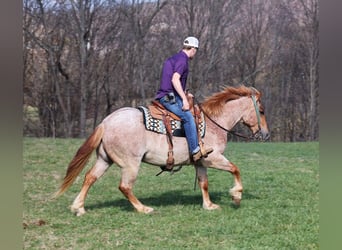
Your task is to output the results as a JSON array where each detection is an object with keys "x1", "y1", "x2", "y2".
[{"x1": 138, "y1": 106, "x2": 206, "y2": 138}]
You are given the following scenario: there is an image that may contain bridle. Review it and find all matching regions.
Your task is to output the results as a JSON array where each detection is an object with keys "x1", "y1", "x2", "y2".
[
  {"x1": 251, "y1": 95, "x2": 262, "y2": 132},
  {"x1": 197, "y1": 95, "x2": 262, "y2": 141}
]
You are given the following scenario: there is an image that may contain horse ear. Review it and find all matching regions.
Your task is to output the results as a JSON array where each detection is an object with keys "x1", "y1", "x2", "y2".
[
  {"x1": 250, "y1": 87, "x2": 258, "y2": 95},
  {"x1": 219, "y1": 84, "x2": 226, "y2": 91},
  {"x1": 249, "y1": 87, "x2": 262, "y2": 99}
]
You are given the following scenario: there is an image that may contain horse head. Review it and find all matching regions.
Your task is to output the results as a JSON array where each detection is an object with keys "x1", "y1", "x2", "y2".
[
  {"x1": 241, "y1": 87, "x2": 270, "y2": 141},
  {"x1": 200, "y1": 85, "x2": 270, "y2": 141}
]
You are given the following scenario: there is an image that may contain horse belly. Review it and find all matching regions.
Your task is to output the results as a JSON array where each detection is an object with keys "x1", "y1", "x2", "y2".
[{"x1": 143, "y1": 133, "x2": 191, "y2": 166}]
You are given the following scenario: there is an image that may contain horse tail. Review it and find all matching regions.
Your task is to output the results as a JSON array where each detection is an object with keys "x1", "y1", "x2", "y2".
[{"x1": 53, "y1": 124, "x2": 105, "y2": 198}]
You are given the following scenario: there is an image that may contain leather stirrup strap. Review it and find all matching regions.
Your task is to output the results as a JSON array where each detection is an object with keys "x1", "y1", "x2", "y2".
[
  {"x1": 153, "y1": 101, "x2": 175, "y2": 170},
  {"x1": 152, "y1": 94, "x2": 201, "y2": 170},
  {"x1": 161, "y1": 113, "x2": 174, "y2": 170}
]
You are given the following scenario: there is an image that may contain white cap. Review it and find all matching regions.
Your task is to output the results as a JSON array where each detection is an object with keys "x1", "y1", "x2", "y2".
[{"x1": 183, "y1": 36, "x2": 199, "y2": 48}]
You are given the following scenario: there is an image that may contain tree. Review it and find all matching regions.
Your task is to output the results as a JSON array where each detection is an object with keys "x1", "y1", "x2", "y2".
[
  {"x1": 23, "y1": 0, "x2": 319, "y2": 141},
  {"x1": 298, "y1": 0, "x2": 319, "y2": 140},
  {"x1": 23, "y1": 0, "x2": 73, "y2": 137},
  {"x1": 117, "y1": 0, "x2": 168, "y2": 104},
  {"x1": 174, "y1": 0, "x2": 244, "y2": 98}
]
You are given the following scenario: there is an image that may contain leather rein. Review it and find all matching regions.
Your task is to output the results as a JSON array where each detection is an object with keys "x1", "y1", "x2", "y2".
[{"x1": 197, "y1": 95, "x2": 262, "y2": 141}]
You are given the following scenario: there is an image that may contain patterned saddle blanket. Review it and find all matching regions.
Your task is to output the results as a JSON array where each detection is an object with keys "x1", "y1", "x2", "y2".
[{"x1": 138, "y1": 105, "x2": 206, "y2": 138}]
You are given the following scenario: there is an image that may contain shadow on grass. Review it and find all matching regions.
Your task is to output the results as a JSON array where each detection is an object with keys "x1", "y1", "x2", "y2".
[{"x1": 86, "y1": 190, "x2": 260, "y2": 212}]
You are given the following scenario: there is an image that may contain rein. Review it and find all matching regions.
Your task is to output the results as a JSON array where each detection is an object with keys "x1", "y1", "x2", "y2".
[
  {"x1": 251, "y1": 95, "x2": 261, "y2": 131},
  {"x1": 196, "y1": 95, "x2": 261, "y2": 141}
]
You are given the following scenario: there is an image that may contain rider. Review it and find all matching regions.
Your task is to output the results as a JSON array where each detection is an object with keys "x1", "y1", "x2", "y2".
[{"x1": 155, "y1": 36, "x2": 213, "y2": 161}]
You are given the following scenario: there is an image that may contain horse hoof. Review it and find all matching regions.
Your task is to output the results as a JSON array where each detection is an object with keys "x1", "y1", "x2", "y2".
[
  {"x1": 209, "y1": 204, "x2": 221, "y2": 210},
  {"x1": 71, "y1": 206, "x2": 86, "y2": 216},
  {"x1": 229, "y1": 188, "x2": 242, "y2": 206},
  {"x1": 144, "y1": 207, "x2": 154, "y2": 214},
  {"x1": 137, "y1": 206, "x2": 154, "y2": 214},
  {"x1": 232, "y1": 197, "x2": 241, "y2": 206},
  {"x1": 203, "y1": 203, "x2": 221, "y2": 210}
]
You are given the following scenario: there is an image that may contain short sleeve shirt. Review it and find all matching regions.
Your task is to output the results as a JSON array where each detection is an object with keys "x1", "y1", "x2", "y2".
[{"x1": 155, "y1": 50, "x2": 189, "y2": 99}]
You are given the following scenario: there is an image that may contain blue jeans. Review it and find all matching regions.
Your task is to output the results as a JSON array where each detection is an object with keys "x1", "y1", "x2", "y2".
[{"x1": 159, "y1": 95, "x2": 200, "y2": 154}]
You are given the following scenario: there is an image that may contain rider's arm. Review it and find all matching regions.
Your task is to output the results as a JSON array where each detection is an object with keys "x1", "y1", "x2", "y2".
[{"x1": 171, "y1": 72, "x2": 189, "y2": 110}]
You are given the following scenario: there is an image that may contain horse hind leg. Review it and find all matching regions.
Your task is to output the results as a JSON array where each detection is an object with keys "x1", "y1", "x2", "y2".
[
  {"x1": 71, "y1": 147, "x2": 111, "y2": 216},
  {"x1": 118, "y1": 163, "x2": 154, "y2": 214},
  {"x1": 196, "y1": 166, "x2": 220, "y2": 210}
]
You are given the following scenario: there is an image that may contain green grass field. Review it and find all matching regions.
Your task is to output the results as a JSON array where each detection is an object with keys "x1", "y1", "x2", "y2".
[{"x1": 23, "y1": 138, "x2": 318, "y2": 249}]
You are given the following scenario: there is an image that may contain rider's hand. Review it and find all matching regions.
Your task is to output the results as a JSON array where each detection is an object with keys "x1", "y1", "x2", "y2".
[
  {"x1": 182, "y1": 99, "x2": 190, "y2": 111},
  {"x1": 187, "y1": 92, "x2": 194, "y2": 98}
]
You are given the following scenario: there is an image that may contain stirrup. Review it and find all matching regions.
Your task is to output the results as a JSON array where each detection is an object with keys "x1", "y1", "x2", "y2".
[
  {"x1": 201, "y1": 147, "x2": 214, "y2": 158},
  {"x1": 192, "y1": 150, "x2": 202, "y2": 162},
  {"x1": 156, "y1": 165, "x2": 183, "y2": 176},
  {"x1": 193, "y1": 147, "x2": 214, "y2": 161}
]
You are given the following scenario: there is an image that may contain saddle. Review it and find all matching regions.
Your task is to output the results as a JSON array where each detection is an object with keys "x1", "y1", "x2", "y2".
[
  {"x1": 138, "y1": 94, "x2": 206, "y2": 172},
  {"x1": 149, "y1": 101, "x2": 182, "y2": 121}
]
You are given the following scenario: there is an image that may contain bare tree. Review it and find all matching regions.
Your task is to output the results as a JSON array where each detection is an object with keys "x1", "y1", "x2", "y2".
[
  {"x1": 67, "y1": 0, "x2": 102, "y2": 137},
  {"x1": 173, "y1": 0, "x2": 244, "y2": 97},
  {"x1": 115, "y1": 0, "x2": 167, "y2": 104},
  {"x1": 23, "y1": 0, "x2": 73, "y2": 137},
  {"x1": 263, "y1": 0, "x2": 318, "y2": 141},
  {"x1": 23, "y1": 0, "x2": 319, "y2": 141},
  {"x1": 298, "y1": 0, "x2": 319, "y2": 140}
]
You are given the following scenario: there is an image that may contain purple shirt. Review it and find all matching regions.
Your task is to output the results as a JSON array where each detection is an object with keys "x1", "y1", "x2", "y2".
[{"x1": 155, "y1": 50, "x2": 189, "y2": 99}]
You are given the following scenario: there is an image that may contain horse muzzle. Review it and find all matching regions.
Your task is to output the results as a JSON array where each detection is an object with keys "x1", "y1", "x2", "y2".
[{"x1": 253, "y1": 128, "x2": 270, "y2": 141}]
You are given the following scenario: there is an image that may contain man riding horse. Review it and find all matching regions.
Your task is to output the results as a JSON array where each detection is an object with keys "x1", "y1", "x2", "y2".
[{"x1": 155, "y1": 36, "x2": 213, "y2": 162}]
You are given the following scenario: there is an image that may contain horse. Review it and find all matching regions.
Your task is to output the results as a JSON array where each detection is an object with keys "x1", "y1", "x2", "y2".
[{"x1": 54, "y1": 85, "x2": 270, "y2": 215}]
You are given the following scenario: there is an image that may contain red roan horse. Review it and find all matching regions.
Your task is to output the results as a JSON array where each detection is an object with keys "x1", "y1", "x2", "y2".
[{"x1": 55, "y1": 85, "x2": 269, "y2": 215}]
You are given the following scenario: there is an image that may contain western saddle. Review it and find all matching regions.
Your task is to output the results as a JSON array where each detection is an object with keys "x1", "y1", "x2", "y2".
[{"x1": 147, "y1": 94, "x2": 206, "y2": 172}]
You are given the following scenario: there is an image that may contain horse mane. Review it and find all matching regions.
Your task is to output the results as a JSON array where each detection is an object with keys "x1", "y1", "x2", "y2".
[{"x1": 201, "y1": 85, "x2": 260, "y2": 117}]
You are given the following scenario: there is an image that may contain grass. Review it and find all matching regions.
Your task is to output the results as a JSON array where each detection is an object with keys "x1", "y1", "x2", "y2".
[{"x1": 23, "y1": 138, "x2": 319, "y2": 249}]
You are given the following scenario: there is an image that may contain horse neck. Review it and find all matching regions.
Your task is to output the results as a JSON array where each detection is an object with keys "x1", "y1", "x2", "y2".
[{"x1": 219, "y1": 96, "x2": 251, "y2": 130}]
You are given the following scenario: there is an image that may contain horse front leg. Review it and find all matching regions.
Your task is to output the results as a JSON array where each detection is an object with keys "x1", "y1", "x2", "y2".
[
  {"x1": 203, "y1": 156, "x2": 243, "y2": 206},
  {"x1": 195, "y1": 166, "x2": 220, "y2": 210},
  {"x1": 227, "y1": 161, "x2": 243, "y2": 206}
]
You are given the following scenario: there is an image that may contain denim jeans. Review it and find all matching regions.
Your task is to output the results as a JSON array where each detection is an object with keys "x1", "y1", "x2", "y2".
[{"x1": 159, "y1": 95, "x2": 200, "y2": 154}]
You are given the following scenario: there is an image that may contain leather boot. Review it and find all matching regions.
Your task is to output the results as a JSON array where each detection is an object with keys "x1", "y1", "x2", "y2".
[{"x1": 192, "y1": 147, "x2": 213, "y2": 161}]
